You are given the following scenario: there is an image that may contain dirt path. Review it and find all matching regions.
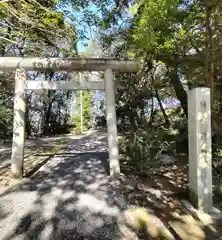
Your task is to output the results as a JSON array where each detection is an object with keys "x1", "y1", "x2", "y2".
[{"x1": 0, "y1": 132, "x2": 92, "y2": 187}]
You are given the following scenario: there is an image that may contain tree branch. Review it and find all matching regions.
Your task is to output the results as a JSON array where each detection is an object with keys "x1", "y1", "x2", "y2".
[
  {"x1": 187, "y1": 34, "x2": 204, "y2": 57},
  {"x1": 0, "y1": 36, "x2": 17, "y2": 44}
]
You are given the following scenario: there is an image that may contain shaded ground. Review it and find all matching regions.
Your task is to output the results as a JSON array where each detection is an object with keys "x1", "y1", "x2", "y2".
[
  {"x1": 0, "y1": 132, "x2": 91, "y2": 187},
  {"x1": 0, "y1": 131, "x2": 221, "y2": 239},
  {"x1": 0, "y1": 131, "x2": 126, "y2": 239},
  {"x1": 120, "y1": 152, "x2": 222, "y2": 239}
]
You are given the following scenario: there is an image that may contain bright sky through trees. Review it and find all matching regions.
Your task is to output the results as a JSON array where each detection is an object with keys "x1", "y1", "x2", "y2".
[{"x1": 58, "y1": 2, "x2": 100, "y2": 52}]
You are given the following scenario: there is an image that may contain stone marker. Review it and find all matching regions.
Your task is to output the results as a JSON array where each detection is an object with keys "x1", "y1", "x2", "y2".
[{"x1": 188, "y1": 87, "x2": 212, "y2": 212}]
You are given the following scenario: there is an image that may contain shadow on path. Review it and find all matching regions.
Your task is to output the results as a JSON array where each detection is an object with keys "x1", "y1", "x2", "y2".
[{"x1": 0, "y1": 131, "x2": 133, "y2": 240}]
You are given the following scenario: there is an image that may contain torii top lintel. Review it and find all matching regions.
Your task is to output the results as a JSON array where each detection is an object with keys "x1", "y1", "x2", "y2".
[{"x1": 0, "y1": 57, "x2": 139, "y2": 73}]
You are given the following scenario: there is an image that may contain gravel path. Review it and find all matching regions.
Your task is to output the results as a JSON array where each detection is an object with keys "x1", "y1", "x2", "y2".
[{"x1": 0, "y1": 131, "x2": 130, "y2": 240}]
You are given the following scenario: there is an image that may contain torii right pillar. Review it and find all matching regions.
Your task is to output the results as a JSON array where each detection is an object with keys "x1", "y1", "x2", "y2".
[{"x1": 104, "y1": 68, "x2": 120, "y2": 177}]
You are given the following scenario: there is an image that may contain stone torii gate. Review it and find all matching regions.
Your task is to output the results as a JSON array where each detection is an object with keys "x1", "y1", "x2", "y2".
[
  {"x1": 0, "y1": 57, "x2": 139, "y2": 179},
  {"x1": 0, "y1": 57, "x2": 219, "y2": 216}
]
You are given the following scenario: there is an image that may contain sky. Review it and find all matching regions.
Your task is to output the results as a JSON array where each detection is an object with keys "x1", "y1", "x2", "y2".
[
  {"x1": 58, "y1": 2, "x2": 100, "y2": 53},
  {"x1": 58, "y1": 1, "x2": 132, "y2": 54}
]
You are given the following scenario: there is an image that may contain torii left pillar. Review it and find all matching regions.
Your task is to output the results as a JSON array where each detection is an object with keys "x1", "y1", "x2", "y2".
[{"x1": 11, "y1": 68, "x2": 27, "y2": 178}]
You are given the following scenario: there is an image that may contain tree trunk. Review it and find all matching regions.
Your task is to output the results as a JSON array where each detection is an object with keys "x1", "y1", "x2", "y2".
[
  {"x1": 155, "y1": 89, "x2": 170, "y2": 126},
  {"x1": 169, "y1": 71, "x2": 188, "y2": 118},
  {"x1": 129, "y1": 108, "x2": 137, "y2": 132},
  {"x1": 148, "y1": 92, "x2": 154, "y2": 127},
  {"x1": 205, "y1": 4, "x2": 221, "y2": 133}
]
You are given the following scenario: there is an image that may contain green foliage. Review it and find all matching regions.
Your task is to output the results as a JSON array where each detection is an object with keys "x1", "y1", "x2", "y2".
[
  {"x1": 71, "y1": 114, "x2": 82, "y2": 134},
  {"x1": 132, "y1": 0, "x2": 180, "y2": 54},
  {"x1": 83, "y1": 90, "x2": 93, "y2": 129},
  {"x1": 0, "y1": 0, "x2": 76, "y2": 56},
  {"x1": 0, "y1": 75, "x2": 14, "y2": 139},
  {"x1": 0, "y1": 102, "x2": 13, "y2": 139},
  {"x1": 72, "y1": 90, "x2": 93, "y2": 133},
  {"x1": 119, "y1": 106, "x2": 188, "y2": 175},
  {"x1": 213, "y1": 135, "x2": 222, "y2": 157},
  {"x1": 119, "y1": 128, "x2": 167, "y2": 175}
]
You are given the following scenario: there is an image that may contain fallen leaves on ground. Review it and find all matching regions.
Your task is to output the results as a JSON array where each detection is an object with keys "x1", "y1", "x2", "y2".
[{"x1": 0, "y1": 134, "x2": 82, "y2": 187}]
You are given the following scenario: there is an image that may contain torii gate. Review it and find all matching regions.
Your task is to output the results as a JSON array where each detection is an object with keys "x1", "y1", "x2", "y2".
[
  {"x1": 0, "y1": 57, "x2": 219, "y2": 216},
  {"x1": 0, "y1": 57, "x2": 139, "y2": 179}
]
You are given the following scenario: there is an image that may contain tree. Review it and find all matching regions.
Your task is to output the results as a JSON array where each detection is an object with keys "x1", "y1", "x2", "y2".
[
  {"x1": 0, "y1": 0, "x2": 76, "y2": 139},
  {"x1": 130, "y1": 0, "x2": 222, "y2": 129}
]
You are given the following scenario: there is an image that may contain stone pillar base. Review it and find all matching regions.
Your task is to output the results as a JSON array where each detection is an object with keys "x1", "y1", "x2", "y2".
[{"x1": 181, "y1": 200, "x2": 222, "y2": 225}]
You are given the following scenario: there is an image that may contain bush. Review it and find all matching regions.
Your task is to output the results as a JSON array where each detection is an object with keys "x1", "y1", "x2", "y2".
[
  {"x1": 119, "y1": 108, "x2": 189, "y2": 176},
  {"x1": 119, "y1": 127, "x2": 175, "y2": 175},
  {"x1": 212, "y1": 134, "x2": 222, "y2": 157},
  {"x1": 71, "y1": 114, "x2": 88, "y2": 134},
  {"x1": 0, "y1": 103, "x2": 13, "y2": 141}
]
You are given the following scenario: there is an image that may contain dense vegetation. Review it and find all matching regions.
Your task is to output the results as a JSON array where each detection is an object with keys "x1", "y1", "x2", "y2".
[{"x1": 96, "y1": 0, "x2": 222, "y2": 174}]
